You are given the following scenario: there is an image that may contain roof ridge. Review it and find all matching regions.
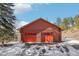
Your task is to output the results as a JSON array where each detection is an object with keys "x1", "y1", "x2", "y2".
[{"x1": 18, "y1": 18, "x2": 61, "y2": 30}]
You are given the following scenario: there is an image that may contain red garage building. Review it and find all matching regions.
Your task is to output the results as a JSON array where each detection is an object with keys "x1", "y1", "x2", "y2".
[{"x1": 19, "y1": 18, "x2": 61, "y2": 43}]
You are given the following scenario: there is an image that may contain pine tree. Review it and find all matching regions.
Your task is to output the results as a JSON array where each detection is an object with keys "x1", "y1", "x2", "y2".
[
  {"x1": 56, "y1": 18, "x2": 62, "y2": 26},
  {"x1": 74, "y1": 15, "x2": 79, "y2": 28},
  {"x1": 63, "y1": 18, "x2": 69, "y2": 29},
  {"x1": 69, "y1": 17, "x2": 74, "y2": 27},
  {"x1": 0, "y1": 3, "x2": 16, "y2": 46}
]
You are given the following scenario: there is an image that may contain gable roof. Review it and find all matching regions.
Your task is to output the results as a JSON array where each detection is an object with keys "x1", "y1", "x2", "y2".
[{"x1": 19, "y1": 18, "x2": 61, "y2": 33}]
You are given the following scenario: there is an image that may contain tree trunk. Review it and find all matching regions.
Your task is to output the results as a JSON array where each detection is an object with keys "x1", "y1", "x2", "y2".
[{"x1": 2, "y1": 39, "x2": 5, "y2": 47}]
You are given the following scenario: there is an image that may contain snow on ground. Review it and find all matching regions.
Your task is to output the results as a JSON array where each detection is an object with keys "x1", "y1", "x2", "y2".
[
  {"x1": 0, "y1": 38, "x2": 79, "y2": 56},
  {"x1": 62, "y1": 37, "x2": 79, "y2": 45}
]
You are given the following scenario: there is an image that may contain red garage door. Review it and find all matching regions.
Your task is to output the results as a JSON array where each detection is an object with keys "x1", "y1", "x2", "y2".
[
  {"x1": 44, "y1": 35, "x2": 54, "y2": 43},
  {"x1": 41, "y1": 33, "x2": 54, "y2": 43},
  {"x1": 24, "y1": 35, "x2": 36, "y2": 42},
  {"x1": 25, "y1": 35, "x2": 36, "y2": 42},
  {"x1": 23, "y1": 32, "x2": 37, "y2": 43}
]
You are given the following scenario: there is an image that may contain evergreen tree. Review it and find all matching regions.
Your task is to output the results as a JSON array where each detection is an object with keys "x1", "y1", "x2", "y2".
[
  {"x1": 56, "y1": 18, "x2": 62, "y2": 26},
  {"x1": 69, "y1": 17, "x2": 74, "y2": 27},
  {"x1": 0, "y1": 3, "x2": 16, "y2": 46},
  {"x1": 63, "y1": 18, "x2": 69, "y2": 29},
  {"x1": 74, "y1": 15, "x2": 79, "y2": 28}
]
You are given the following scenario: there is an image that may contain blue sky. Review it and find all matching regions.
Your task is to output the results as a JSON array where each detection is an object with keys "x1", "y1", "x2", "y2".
[{"x1": 14, "y1": 3, "x2": 79, "y2": 28}]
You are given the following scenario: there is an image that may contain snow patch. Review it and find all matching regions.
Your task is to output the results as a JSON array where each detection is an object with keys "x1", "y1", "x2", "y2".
[{"x1": 0, "y1": 38, "x2": 79, "y2": 56}]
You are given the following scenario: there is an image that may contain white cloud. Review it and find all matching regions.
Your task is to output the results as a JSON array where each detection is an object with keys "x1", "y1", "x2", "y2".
[
  {"x1": 15, "y1": 20, "x2": 29, "y2": 29},
  {"x1": 14, "y1": 3, "x2": 32, "y2": 14}
]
